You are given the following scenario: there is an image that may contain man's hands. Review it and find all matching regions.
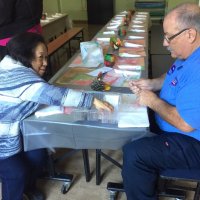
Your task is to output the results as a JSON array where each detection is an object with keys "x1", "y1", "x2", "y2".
[
  {"x1": 129, "y1": 79, "x2": 156, "y2": 91},
  {"x1": 129, "y1": 77, "x2": 194, "y2": 132},
  {"x1": 133, "y1": 89, "x2": 158, "y2": 107},
  {"x1": 129, "y1": 79, "x2": 158, "y2": 107},
  {"x1": 93, "y1": 98, "x2": 114, "y2": 112}
]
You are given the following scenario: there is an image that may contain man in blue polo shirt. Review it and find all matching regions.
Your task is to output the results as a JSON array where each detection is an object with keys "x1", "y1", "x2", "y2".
[{"x1": 122, "y1": 3, "x2": 200, "y2": 200}]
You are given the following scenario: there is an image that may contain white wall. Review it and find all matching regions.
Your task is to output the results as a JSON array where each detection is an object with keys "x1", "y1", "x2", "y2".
[
  {"x1": 43, "y1": 0, "x2": 136, "y2": 21},
  {"x1": 60, "y1": 0, "x2": 87, "y2": 21},
  {"x1": 115, "y1": 0, "x2": 135, "y2": 14},
  {"x1": 43, "y1": 0, "x2": 59, "y2": 14},
  {"x1": 167, "y1": 0, "x2": 198, "y2": 12}
]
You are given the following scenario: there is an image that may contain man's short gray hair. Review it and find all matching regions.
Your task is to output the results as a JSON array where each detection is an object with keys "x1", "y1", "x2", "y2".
[{"x1": 167, "y1": 3, "x2": 200, "y2": 33}]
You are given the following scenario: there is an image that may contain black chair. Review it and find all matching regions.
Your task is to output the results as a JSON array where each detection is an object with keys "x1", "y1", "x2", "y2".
[
  {"x1": 107, "y1": 169, "x2": 200, "y2": 200},
  {"x1": 158, "y1": 169, "x2": 200, "y2": 200}
]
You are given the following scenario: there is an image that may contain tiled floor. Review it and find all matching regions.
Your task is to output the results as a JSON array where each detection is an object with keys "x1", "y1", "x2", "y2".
[
  {"x1": 38, "y1": 149, "x2": 126, "y2": 200},
  {"x1": 37, "y1": 149, "x2": 195, "y2": 200}
]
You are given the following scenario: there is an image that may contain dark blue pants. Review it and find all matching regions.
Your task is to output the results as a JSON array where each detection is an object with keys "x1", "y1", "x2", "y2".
[
  {"x1": 0, "y1": 149, "x2": 47, "y2": 200},
  {"x1": 122, "y1": 133, "x2": 200, "y2": 200}
]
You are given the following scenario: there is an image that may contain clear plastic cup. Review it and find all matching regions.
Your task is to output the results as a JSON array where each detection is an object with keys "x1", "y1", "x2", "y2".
[
  {"x1": 100, "y1": 111, "x2": 118, "y2": 124},
  {"x1": 87, "y1": 109, "x2": 99, "y2": 121},
  {"x1": 72, "y1": 109, "x2": 87, "y2": 121}
]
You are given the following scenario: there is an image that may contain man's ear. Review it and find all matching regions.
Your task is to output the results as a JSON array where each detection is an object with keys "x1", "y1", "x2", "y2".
[{"x1": 188, "y1": 28, "x2": 197, "y2": 43}]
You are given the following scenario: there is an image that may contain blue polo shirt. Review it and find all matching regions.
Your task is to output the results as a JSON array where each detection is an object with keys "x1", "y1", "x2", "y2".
[{"x1": 156, "y1": 47, "x2": 200, "y2": 141}]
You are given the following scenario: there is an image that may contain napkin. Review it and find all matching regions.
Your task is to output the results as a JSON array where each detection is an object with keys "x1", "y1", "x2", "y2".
[
  {"x1": 118, "y1": 53, "x2": 141, "y2": 58},
  {"x1": 35, "y1": 106, "x2": 63, "y2": 118},
  {"x1": 117, "y1": 65, "x2": 142, "y2": 70},
  {"x1": 118, "y1": 112, "x2": 149, "y2": 127},
  {"x1": 127, "y1": 35, "x2": 144, "y2": 39},
  {"x1": 124, "y1": 42, "x2": 143, "y2": 48}
]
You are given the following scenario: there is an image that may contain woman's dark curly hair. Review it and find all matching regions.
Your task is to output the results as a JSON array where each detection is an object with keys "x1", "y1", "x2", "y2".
[{"x1": 6, "y1": 32, "x2": 47, "y2": 68}]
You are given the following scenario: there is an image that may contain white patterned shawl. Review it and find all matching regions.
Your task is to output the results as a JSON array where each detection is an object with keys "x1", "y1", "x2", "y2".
[{"x1": 0, "y1": 56, "x2": 93, "y2": 159}]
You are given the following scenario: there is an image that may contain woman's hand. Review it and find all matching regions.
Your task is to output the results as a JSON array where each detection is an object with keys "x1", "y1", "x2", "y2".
[{"x1": 93, "y1": 98, "x2": 114, "y2": 112}]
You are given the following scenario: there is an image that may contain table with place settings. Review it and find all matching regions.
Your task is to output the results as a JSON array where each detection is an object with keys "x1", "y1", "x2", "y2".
[{"x1": 41, "y1": 13, "x2": 70, "y2": 42}]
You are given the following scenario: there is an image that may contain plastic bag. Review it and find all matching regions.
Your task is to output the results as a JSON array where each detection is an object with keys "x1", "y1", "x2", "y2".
[{"x1": 80, "y1": 41, "x2": 104, "y2": 67}]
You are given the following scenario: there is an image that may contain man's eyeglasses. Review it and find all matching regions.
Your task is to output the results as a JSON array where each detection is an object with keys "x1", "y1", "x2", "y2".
[{"x1": 164, "y1": 28, "x2": 189, "y2": 43}]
